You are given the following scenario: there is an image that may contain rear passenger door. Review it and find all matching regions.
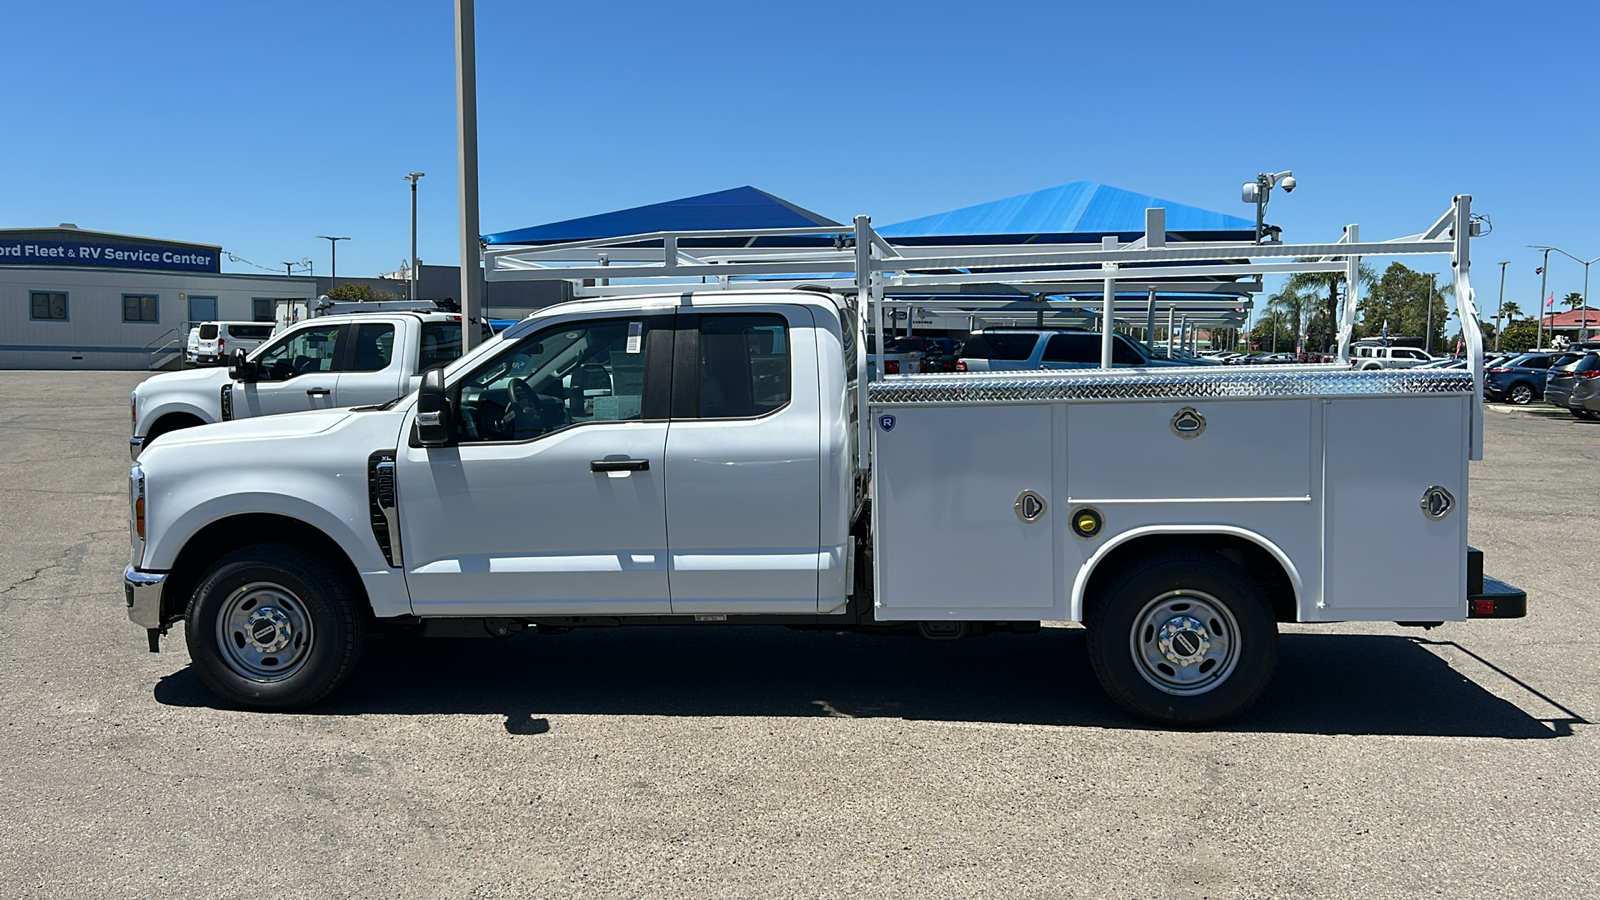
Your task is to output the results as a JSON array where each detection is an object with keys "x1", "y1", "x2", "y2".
[
  {"x1": 333, "y1": 321, "x2": 406, "y2": 407},
  {"x1": 1040, "y1": 333, "x2": 1099, "y2": 369},
  {"x1": 664, "y1": 308, "x2": 823, "y2": 613}
]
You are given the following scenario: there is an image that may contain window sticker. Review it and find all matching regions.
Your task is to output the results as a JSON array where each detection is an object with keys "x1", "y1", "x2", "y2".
[{"x1": 626, "y1": 321, "x2": 643, "y2": 354}]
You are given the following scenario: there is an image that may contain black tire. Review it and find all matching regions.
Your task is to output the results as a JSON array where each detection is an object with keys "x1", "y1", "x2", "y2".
[
  {"x1": 1579, "y1": 409, "x2": 1600, "y2": 422},
  {"x1": 185, "y1": 542, "x2": 365, "y2": 710},
  {"x1": 1507, "y1": 382, "x2": 1535, "y2": 405},
  {"x1": 1085, "y1": 549, "x2": 1277, "y2": 727}
]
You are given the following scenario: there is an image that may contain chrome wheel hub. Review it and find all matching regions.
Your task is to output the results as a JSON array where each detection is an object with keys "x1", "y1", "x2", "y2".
[
  {"x1": 1130, "y1": 591, "x2": 1240, "y2": 696},
  {"x1": 216, "y1": 583, "x2": 314, "y2": 682}
]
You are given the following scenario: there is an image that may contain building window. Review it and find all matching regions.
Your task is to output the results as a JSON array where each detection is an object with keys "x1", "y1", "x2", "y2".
[
  {"x1": 252, "y1": 298, "x2": 275, "y2": 322},
  {"x1": 123, "y1": 294, "x2": 159, "y2": 323},
  {"x1": 30, "y1": 292, "x2": 68, "y2": 321}
]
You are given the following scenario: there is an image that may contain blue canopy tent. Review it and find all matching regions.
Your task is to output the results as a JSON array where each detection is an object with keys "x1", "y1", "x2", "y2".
[
  {"x1": 482, "y1": 186, "x2": 842, "y2": 248},
  {"x1": 878, "y1": 180, "x2": 1255, "y2": 244}
]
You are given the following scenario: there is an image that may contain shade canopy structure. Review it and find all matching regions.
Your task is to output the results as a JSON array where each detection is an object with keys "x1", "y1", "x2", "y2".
[
  {"x1": 482, "y1": 186, "x2": 840, "y2": 247},
  {"x1": 879, "y1": 181, "x2": 1255, "y2": 244}
]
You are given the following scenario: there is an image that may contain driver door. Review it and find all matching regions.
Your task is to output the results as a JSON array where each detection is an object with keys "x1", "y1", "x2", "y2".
[
  {"x1": 236, "y1": 322, "x2": 344, "y2": 416},
  {"x1": 396, "y1": 314, "x2": 674, "y2": 616}
]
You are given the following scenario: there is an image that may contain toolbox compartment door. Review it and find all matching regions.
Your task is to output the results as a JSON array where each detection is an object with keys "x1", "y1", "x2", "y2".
[
  {"x1": 1321, "y1": 396, "x2": 1467, "y2": 617},
  {"x1": 872, "y1": 403, "x2": 1056, "y2": 619}
]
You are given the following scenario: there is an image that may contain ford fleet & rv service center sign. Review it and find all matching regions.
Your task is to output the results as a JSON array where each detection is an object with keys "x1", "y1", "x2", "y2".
[{"x1": 0, "y1": 238, "x2": 219, "y2": 273}]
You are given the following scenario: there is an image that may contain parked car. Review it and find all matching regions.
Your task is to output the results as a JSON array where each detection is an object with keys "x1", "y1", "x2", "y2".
[
  {"x1": 1349, "y1": 345, "x2": 1435, "y2": 370},
  {"x1": 1567, "y1": 358, "x2": 1600, "y2": 421},
  {"x1": 1484, "y1": 352, "x2": 1555, "y2": 405},
  {"x1": 1548, "y1": 351, "x2": 1600, "y2": 418},
  {"x1": 865, "y1": 335, "x2": 922, "y2": 375},
  {"x1": 193, "y1": 321, "x2": 276, "y2": 366},
  {"x1": 956, "y1": 329, "x2": 1211, "y2": 372},
  {"x1": 1543, "y1": 352, "x2": 1589, "y2": 413},
  {"x1": 1238, "y1": 352, "x2": 1298, "y2": 365}
]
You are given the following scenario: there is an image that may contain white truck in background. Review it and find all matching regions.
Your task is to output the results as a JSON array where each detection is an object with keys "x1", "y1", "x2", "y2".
[
  {"x1": 131, "y1": 312, "x2": 483, "y2": 458},
  {"x1": 124, "y1": 197, "x2": 1526, "y2": 726}
]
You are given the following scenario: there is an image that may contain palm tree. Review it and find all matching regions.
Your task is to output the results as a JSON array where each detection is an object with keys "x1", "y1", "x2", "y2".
[
  {"x1": 1286, "y1": 261, "x2": 1378, "y2": 357},
  {"x1": 1501, "y1": 300, "x2": 1523, "y2": 321},
  {"x1": 1266, "y1": 288, "x2": 1310, "y2": 354},
  {"x1": 1564, "y1": 291, "x2": 1584, "y2": 311}
]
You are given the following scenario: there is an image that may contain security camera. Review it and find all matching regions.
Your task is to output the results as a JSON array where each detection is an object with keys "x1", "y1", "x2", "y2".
[{"x1": 1280, "y1": 175, "x2": 1297, "y2": 193}]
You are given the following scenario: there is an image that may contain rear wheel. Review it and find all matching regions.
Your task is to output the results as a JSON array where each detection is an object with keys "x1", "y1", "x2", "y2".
[
  {"x1": 1507, "y1": 383, "x2": 1535, "y2": 405},
  {"x1": 1086, "y1": 550, "x2": 1278, "y2": 726},
  {"x1": 185, "y1": 542, "x2": 364, "y2": 710}
]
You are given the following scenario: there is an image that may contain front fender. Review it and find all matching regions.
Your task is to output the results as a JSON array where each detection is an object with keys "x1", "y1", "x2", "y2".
[{"x1": 136, "y1": 396, "x2": 220, "y2": 438}]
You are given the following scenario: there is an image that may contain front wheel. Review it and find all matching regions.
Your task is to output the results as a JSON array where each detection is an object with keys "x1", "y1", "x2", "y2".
[
  {"x1": 185, "y1": 543, "x2": 365, "y2": 710},
  {"x1": 1086, "y1": 550, "x2": 1278, "y2": 726},
  {"x1": 1507, "y1": 383, "x2": 1535, "y2": 405}
]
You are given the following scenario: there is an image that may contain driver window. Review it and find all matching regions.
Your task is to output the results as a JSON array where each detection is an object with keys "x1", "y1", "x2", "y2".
[
  {"x1": 455, "y1": 318, "x2": 651, "y2": 443},
  {"x1": 254, "y1": 324, "x2": 342, "y2": 381}
]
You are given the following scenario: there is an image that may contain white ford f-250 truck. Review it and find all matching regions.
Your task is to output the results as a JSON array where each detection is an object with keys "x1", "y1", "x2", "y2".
[
  {"x1": 125, "y1": 198, "x2": 1526, "y2": 726},
  {"x1": 130, "y1": 311, "x2": 483, "y2": 458}
]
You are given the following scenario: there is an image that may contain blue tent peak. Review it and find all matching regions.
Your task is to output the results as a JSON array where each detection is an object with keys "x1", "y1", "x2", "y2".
[
  {"x1": 482, "y1": 186, "x2": 840, "y2": 246},
  {"x1": 877, "y1": 181, "x2": 1255, "y2": 241}
]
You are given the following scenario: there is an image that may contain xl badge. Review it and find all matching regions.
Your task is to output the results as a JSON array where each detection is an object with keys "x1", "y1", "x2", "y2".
[
  {"x1": 878, "y1": 414, "x2": 897, "y2": 433},
  {"x1": 1170, "y1": 407, "x2": 1206, "y2": 439}
]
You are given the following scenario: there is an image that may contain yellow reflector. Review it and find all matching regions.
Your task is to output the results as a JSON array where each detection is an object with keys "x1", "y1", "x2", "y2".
[{"x1": 135, "y1": 497, "x2": 145, "y2": 539}]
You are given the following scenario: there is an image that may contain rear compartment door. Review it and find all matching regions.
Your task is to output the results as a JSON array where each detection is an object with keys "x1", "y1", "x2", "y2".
[
  {"x1": 1322, "y1": 396, "x2": 1467, "y2": 618},
  {"x1": 663, "y1": 307, "x2": 823, "y2": 613}
]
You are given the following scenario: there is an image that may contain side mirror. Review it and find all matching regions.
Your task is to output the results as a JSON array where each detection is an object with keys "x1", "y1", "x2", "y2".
[
  {"x1": 416, "y1": 368, "x2": 452, "y2": 447},
  {"x1": 228, "y1": 348, "x2": 257, "y2": 383}
]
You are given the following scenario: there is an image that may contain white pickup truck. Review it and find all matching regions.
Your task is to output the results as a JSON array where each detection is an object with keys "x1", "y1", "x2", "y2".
[
  {"x1": 126, "y1": 288, "x2": 1527, "y2": 725},
  {"x1": 1350, "y1": 345, "x2": 1436, "y2": 370},
  {"x1": 130, "y1": 311, "x2": 479, "y2": 459},
  {"x1": 124, "y1": 198, "x2": 1527, "y2": 726}
]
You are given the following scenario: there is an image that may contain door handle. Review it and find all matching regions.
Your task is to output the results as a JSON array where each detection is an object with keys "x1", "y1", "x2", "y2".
[
  {"x1": 590, "y1": 458, "x2": 649, "y2": 472},
  {"x1": 306, "y1": 387, "x2": 331, "y2": 397}
]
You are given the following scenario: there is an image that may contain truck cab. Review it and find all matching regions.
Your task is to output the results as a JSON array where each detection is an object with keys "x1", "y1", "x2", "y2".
[{"x1": 131, "y1": 311, "x2": 478, "y2": 458}]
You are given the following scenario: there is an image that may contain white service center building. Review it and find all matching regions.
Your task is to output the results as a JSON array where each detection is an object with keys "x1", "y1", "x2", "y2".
[{"x1": 0, "y1": 226, "x2": 317, "y2": 370}]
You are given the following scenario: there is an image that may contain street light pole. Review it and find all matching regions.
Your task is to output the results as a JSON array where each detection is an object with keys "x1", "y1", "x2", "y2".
[
  {"x1": 316, "y1": 235, "x2": 349, "y2": 288},
  {"x1": 404, "y1": 172, "x2": 425, "y2": 302},
  {"x1": 1532, "y1": 245, "x2": 1600, "y2": 345},
  {"x1": 1534, "y1": 248, "x2": 1551, "y2": 350},
  {"x1": 1494, "y1": 261, "x2": 1509, "y2": 352}
]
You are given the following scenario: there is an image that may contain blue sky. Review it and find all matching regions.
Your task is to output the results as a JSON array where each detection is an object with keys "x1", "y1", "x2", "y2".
[{"x1": 3, "y1": 0, "x2": 1597, "y2": 314}]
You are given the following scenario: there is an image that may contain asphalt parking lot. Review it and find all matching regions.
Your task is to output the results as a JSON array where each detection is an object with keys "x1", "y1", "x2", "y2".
[{"x1": 1, "y1": 370, "x2": 1595, "y2": 899}]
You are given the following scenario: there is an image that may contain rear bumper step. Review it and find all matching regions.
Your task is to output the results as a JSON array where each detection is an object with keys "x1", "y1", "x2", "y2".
[{"x1": 1467, "y1": 546, "x2": 1526, "y2": 618}]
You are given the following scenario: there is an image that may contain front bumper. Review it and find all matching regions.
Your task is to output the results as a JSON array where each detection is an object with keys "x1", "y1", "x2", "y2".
[
  {"x1": 128, "y1": 437, "x2": 144, "y2": 460},
  {"x1": 124, "y1": 565, "x2": 167, "y2": 629}
]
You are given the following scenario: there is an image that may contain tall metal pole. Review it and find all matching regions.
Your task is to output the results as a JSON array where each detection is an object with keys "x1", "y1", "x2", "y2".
[
  {"x1": 1582, "y1": 260, "x2": 1591, "y2": 343},
  {"x1": 404, "y1": 173, "x2": 425, "y2": 302},
  {"x1": 1424, "y1": 273, "x2": 1434, "y2": 355},
  {"x1": 455, "y1": 0, "x2": 484, "y2": 350},
  {"x1": 1494, "y1": 260, "x2": 1508, "y2": 352},
  {"x1": 316, "y1": 236, "x2": 349, "y2": 288},
  {"x1": 1536, "y1": 248, "x2": 1551, "y2": 349}
]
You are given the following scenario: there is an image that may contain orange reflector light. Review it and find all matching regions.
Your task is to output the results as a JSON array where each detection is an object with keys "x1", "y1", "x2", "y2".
[{"x1": 135, "y1": 497, "x2": 145, "y2": 539}]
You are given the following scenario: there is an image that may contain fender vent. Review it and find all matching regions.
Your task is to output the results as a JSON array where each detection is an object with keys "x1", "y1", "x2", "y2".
[
  {"x1": 220, "y1": 384, "x2": 233, "y2": 421},
  {"x1": 368, "y1": 451, "x2": 402, "y2": 567}
]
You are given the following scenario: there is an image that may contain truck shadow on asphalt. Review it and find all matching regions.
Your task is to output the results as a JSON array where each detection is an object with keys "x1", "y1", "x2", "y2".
[{"x1": 154, "y1": 627, "x2": 1583, "y2": 738}]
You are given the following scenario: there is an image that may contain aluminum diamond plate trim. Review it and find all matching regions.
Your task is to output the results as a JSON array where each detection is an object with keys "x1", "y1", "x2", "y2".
[{"x1": 868, "y1": 367, "x2": 1474, "y2": 405}]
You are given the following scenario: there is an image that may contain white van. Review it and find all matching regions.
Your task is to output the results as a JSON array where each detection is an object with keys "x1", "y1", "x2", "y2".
[{"x1": 194, "y1": 321, "x2": 275, "y2": 366}]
